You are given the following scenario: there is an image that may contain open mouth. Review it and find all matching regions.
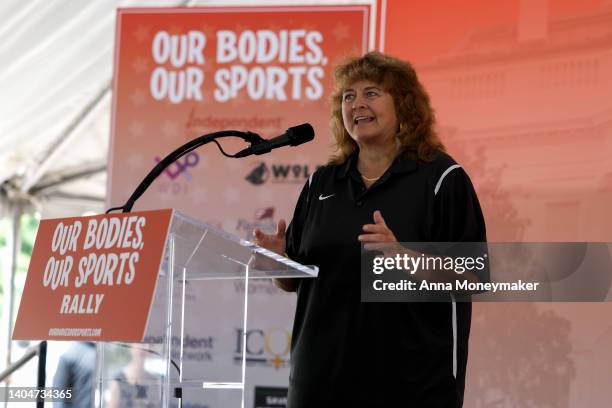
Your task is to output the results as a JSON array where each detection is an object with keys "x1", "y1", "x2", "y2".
[{"x1": 354, "y1": 116, "x2": 374, "y2": 125}]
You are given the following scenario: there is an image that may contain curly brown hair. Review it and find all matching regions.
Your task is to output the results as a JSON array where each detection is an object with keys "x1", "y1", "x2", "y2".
[{"x1": 329, "y1": 52, "x2": 445, "y2": 164}]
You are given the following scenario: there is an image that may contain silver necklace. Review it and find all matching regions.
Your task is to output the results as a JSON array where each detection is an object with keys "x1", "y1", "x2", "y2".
[{"x1": 361, "y1": 174, "x2": 380, "y2": 181}]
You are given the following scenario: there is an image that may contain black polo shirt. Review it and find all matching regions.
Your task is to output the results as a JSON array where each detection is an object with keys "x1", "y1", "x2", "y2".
[{"x1": 285, "y1": 151, "x2": 486, "y2": 408}]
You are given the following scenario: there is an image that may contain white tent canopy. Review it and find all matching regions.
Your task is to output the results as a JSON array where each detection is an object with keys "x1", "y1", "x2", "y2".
[
  {"x1": 1, "y1": 0, "x2": 364, "y2": 218},
  {"x1": 0, "y1": 0, "x2": 125, "y2": 217}
]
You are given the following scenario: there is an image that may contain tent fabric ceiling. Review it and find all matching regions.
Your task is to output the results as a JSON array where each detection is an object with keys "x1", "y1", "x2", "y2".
[
  {"x1": 0, "y1": 0, "x2": 169, "y2": 216},
  {"x1": 1, "y1": 0, "x2": 344, "y2": 217}
]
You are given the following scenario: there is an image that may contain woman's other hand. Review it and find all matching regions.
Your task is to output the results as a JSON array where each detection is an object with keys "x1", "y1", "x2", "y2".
[
  {"x1": 358, "y1": 210, "x2": 405, "y2": 257},
  {"x1": 358, "y1": 210, "x2": 398, "y2": 245},
  {"x1": 254, "y1": 219, "x2": 297, "y2": 292},
  {"x1": 253, "y1": 219, "x2": 287, "y2": 255}
]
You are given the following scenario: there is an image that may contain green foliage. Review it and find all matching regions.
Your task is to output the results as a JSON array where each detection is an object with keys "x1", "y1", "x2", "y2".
[{"x1": 0, "y1": 213, "x2": 40, "y2": 322}]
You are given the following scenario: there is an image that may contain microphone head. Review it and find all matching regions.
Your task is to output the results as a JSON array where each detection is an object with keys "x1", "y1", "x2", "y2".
[{"x1": 287, "y1": 123, "x2": 315, "y2": 146}]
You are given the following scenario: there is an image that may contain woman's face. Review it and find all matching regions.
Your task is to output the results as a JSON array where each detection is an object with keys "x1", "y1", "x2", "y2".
[{"x1": 341, "y1": 79, "x2": 398, "y2": 147}]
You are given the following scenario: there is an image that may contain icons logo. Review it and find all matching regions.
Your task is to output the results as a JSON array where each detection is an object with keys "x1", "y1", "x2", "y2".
[{"x1": 234, "y1": 327, "x2": 291, "y2": 369}]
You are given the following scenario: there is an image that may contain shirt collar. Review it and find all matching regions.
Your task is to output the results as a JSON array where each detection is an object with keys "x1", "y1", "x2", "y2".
[
  {"x1": 337, "y1": 151, "x2": 418, "y2": 179},
  {"x1": 338, "y1": 153, "x2": 357, "y2": 179}
]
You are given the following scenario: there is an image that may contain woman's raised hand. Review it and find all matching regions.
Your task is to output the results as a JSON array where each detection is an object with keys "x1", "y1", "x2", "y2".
[
  {"x1": 358, "y1": 210, "x2": 403, "y2": 256},
  {"x1": 358, "y1": 210, "x2": 397, "y2": 244},
  {"x1": 254, "y1": 219, "x2": 287, "y2": 255}
]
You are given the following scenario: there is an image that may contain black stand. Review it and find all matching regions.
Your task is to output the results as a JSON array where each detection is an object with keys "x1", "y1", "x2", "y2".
[{"x1": 106, "y1": 129, "x2": 264, "y2": 214}]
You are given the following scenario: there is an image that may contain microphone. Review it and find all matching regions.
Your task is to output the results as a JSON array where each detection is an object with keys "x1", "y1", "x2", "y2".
[{"x1": 234, "y1": 123, "x2": 314, "y2": 158}]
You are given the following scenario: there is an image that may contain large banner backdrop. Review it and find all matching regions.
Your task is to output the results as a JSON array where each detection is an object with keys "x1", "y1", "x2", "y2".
[
  {"x1": 108, "y1": 5, "x2": 375, "y2": 229},
  {"x1": 108, "y1": 5, "x2": 377, "y2": 407}
]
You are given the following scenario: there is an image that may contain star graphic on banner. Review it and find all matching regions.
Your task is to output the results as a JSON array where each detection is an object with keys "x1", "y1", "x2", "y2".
[
  {"x1": 132, "y1": 56, "x2": 148, "y2": 74},
  {"x1": 134, "y1": 25, "x2": 150, "y2": 43},
  {"x1": 162, "y1": 121, "x2": 180, "y2": 141},
  {"x1": 223, "y1": 187, "x2": 241, "y2": 204},
  {"x1": 130, "y1": 89, "x2": 147, "y2": 107},
  {"x1": 263, "y1": 97, "x2": 278, "y2": 107},
  {"x1": 199, "y1": 24, "x2": 215, "y2": 40},
  {"x1": 127, "y1": 152, "x2": 145, "y2": 169},
  {"x1": 200, "y1": 89, "x2": 213, "y2": 103},
  {"x1": 230, "y1": 95, "x2": 245, "y2": 107},
  {"x1": 331, "y1": 47, "x2": 359, "y2": 67},
  {"x1": 129, "y1": 121, "x2": 145, "y2": 138},
  {"x1": 192, "y1": 186, "x2": 208, "y2": 203},
  {"x1": 224, "y1": 158, "x2": 243, "y2": 171},
  {"x1": 168, "y1": 24, "x2": 182, "y2": 35},
  {"x1": 293, "y1": 153, "x2": 311, "y2": 163},
  {"x1": 202, "y1": 62, "x2": 215, "y2": 75},
  {"x1": 333, "y1": 24, "x2": 350, "y2": 42},
  {"x1": 222, "y1": 219, "x2": 237, "y2": 233},
  {"x1": 159, "y1": 190, "x2": 173, "y2": 203},
  {"x1": 254, "y1": 187, "x2": 272, "y2": 204},
  {"x1": 297, "y1": 97, "x2": 311, "y2": 108},
  {"x1": 233, "y1": 23, "x2": 248, "y2": 33}
]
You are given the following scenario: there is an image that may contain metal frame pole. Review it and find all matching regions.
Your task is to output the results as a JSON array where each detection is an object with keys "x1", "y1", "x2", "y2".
[
  {"x1": 5, "y1": 204, "x2": 22, "y2": 376},
  {"x1": 36, "y1": 341, "x2": 46, "y2": 408}
]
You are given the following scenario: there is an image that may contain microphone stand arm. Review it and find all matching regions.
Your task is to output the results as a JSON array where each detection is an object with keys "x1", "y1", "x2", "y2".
[{"x1": 107, "y1": 130, "x2": 264, "y2": 214}]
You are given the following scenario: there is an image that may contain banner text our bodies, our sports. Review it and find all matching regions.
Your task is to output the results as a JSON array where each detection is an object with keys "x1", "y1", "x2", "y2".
[{"x1": 150, "y1": 29, "x2": 328, "y2": 104}]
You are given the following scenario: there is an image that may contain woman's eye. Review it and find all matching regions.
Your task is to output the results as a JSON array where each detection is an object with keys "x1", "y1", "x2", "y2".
[
  {"x1": 343, "y1": 94, "x2": 354, "y2": 102},
  {"x1": 366, "y1": 91, "x2": 379, "y2": 97}
]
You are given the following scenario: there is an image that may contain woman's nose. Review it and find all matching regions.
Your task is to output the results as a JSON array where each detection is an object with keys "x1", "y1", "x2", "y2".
[{"x1": 352, "y1": 95, "x2": 367, "y2": 109}]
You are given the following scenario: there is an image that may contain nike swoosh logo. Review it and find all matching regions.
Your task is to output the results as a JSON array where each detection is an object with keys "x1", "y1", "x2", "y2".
[{"x1": 319, "y1": 194, "x2": 335, "y2": 200}]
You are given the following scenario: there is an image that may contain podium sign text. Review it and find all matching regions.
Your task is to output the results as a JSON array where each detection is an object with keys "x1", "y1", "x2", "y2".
[{"x1": 13, "y1": 209, "x2": 173, "y2": 341}]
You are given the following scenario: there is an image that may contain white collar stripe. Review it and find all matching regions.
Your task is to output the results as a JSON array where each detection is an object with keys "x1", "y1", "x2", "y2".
[{"x1": 434, "y1": 164, "x2": 461, "y2": 196}]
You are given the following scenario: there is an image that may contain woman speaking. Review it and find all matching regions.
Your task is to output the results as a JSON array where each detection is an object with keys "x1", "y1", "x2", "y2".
[{"x1": 255, "y1": 52, "x2": 486, "y2": 407}]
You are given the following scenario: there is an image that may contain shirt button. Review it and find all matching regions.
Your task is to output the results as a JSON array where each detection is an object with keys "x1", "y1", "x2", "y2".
[{"x1": 356, "y1": 201, "x2": 363, "y2": 207}]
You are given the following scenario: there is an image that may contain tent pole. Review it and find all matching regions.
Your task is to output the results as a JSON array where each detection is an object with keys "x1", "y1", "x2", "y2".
[{"x1": 4, "y1": 203, "x2": 22, "y2": 386}]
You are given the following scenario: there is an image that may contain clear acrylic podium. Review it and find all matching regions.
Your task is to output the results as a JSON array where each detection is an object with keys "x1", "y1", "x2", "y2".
[{"x1": 94, "y1": 211, "x2": 318, "y2": 408}]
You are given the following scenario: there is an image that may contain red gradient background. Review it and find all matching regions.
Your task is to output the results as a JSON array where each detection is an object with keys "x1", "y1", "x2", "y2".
[{"x1": 386, "y1": 1, "x2": 612, "y2": 405}]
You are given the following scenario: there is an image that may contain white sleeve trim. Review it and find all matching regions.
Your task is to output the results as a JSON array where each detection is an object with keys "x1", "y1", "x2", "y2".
[
  {"x1": 451, "y1": 293, "x2": 457, "y2": 379},
  {"x1": 434, "y1": 164, "x2": 461, "y2": 196}
]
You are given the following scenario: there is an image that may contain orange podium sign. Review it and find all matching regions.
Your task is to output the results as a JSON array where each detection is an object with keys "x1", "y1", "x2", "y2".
[{"x1": 13, "y1": 209, "x2": 173, "y2": 342}]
